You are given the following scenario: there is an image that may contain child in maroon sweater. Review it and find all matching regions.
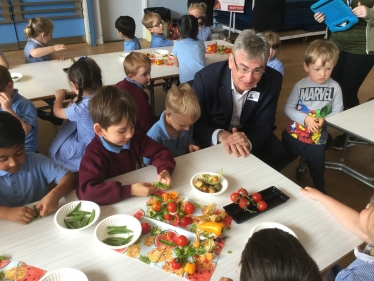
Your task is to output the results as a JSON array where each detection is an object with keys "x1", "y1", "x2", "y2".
[
  {"x1": 77, "y1": 86, "x2": 175, "y2": 205},
  {"x1": 116, "y1": 52, "x2": 154, "y2": 133}
]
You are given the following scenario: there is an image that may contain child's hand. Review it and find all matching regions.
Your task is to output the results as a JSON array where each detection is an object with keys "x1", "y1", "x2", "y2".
[
  {"x1": 317, "y1": 117, "x2": 325, "y2": 127},
  {"x1": 0, "y1": 92, "x2": 12, "y2": 111},
  {"x1": 6, "y1": 206, "x2": 36, "y2": 224},
  {"x1": 314, "y1": 12, "x2": 325, "y2": 23},
  {"x1": 53, "y1": 44, "x2": 66, "y2": 52},
  {"x1": 189, "y1": 144, "x2": 200, "y2": 153},
  {"x1": 59, "y1": 56, "x2": 68, "y2": 61},
  {"x1": 300, "y1": 186, "x2": 324, "y2": 201},
  {"x1": 131, "y1": 182, "x2": 157, "y2": 197},
  {"x1": 54, "y1": 89, "x2": 66, "y2": 100},
  {"x1": 36, "y1": 192, "x2": 60, "y2": 217},
  {"x1": 158, "y1": 170, "x2": 172, "y2": 187},
  {"x1": 305, "y1": 116, "x2": 319, "y2": 133}
]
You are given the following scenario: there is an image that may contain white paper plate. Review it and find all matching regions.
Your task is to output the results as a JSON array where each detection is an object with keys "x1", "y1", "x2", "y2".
[
  {"x1": 54, "y1": 200, "x2": 100, "y2": 231},
  {"x1": 117, "y1": 52, "x2": 130, "y2": 60},
  {"x1": 94, "y1": 214, "x2": 142, "y2": 249},
  {"x1": 190, "y1": 172, "x2": 228, "y2": 196},
  {"x1": 152, "y1": 49, "x2": 169, "y2": 57},
  {"x1": 10, "y1": 73, "x2": 23, "y2": 82},
  {"x1": 40, "y1": 268, "x2": 88, "y2": 281},
  {"x1": 249, "y1": 222, "x2": 297, "y2": 238}
]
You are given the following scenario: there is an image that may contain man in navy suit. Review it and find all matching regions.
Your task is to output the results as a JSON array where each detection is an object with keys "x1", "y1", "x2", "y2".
[{"x1": 193, "y1": 29, "x2": 287, "y2": 171}]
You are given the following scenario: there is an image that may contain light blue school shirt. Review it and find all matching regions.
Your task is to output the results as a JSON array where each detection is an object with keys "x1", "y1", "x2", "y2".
[
  {"x1": 144, "y1": 110, "x2": 192, "y2": 164},
  {"x1": 198, "y1": 26, "x2": 212, "y2": 41},
  {"x1": 124, "y1": 36, "x2": 141, "y2": 51},
  {"x1": 0, "y1": 152, "x2": 69, "y2": 207},
  {"x1": 267, "y1": 56, "x2": 284, "y2": 75},
  {"x1": 151, "y1": 34, "x2": 173, "y2": 48},
  {"x1": 173, "y1": 38, "x2": 206, "y2": 83},
  {"x1": 24, "y1": 38, "x2": 52, "y2": 63},
  {"x1": 0, "y1": 89, "x2": 38, "y2": 152}
]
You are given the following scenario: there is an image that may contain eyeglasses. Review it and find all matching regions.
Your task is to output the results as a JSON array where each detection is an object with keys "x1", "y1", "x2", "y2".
[
  {"x1": 152, "y1": 20, "x2": 164, "y2": 28},
  {"x1": 232, "y1": 54, "x2": 265, "y2": 76}
]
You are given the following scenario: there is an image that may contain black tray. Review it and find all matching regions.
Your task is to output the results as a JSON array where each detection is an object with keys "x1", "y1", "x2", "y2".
[{"x1": 223, "y1": 186, "x2": 290, "y2": 224}]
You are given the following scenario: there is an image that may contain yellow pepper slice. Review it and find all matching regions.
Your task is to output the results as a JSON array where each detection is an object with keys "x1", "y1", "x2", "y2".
[{"x1": 197, "y1": 222, "x2": 224, "y2": 236}]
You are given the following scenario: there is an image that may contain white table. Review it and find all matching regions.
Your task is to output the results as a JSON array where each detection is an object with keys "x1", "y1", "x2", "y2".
[
  {"x1": 325, "y1": 100, "x2": 374, "y2": 187},
  {"x1": 1, "y1": 145, "x2": 362, "y2": 281}
]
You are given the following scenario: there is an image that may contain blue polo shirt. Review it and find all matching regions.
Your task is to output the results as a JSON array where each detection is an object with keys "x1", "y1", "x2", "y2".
[
  {"x1": 150, "y1": 34, "x2": 173, "y2": 48},
  {"x1": 24, "y1": 38, "x2": 52, "y2": 63},
  {"x1": 0, "y1": 152, "x2": 69, "y2": 207},
  {"x1": 144, "y1": 110, "x2": 192, "y2": 164},
  {"x1": 0, "y1": 89, "x2": 38, "y2": 152},
  {"x1": 124, "y1": 36, "x2": 141, "y2": 51}
]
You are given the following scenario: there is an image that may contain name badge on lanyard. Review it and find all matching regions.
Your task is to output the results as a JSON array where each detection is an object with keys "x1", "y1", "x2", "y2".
[{"x1": 247, "y1": 91, "x2": 260, "y2": 102}]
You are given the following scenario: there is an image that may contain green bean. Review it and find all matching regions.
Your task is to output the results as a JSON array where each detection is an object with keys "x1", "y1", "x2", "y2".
[
  {"x1": 88, "y1": 209, "x2": 96, "y2": 224},
  {"x1": 102, "y1": 236, "x2": 133, "y2": 246},
  {"x1": 63, "y1": 204, "x2": 95, "y2": 229}
]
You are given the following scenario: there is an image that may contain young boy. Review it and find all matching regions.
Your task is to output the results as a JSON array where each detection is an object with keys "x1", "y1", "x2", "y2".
[
  {"x1": 142, "y1": 12, "x2": 173, "y2": 48},
  {"x1": 77, "y1": 86, "x2": 175, "y2": 205},
  {"x1": 144, "y1": 83, "x2": 200, "y2": 165},
  {"x1": 264, "y1": 31, "x2": 284, "y2": 75},
  {"x1": 116, "y1": 52, "x2": 154, "y2": 133},
  {"x1": 0, "y1": 112, "x2": 74, "y2": 224},
  {"x1": 115, "y1": 16, "x2": 141, "y2": 51},
  {"x1": 0, "y1": 65, "x2": 38, "y2": 152},
  {"x1": 282, "y1": 39, "x2": 343, "y2": 193}
]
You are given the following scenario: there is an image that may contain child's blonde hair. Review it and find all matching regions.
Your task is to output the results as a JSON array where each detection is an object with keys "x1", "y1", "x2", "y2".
[
  {"x1": 142, "y1": 12, "x2": 161, "y2": 29},
  {"x1": 0, "y1": 66, "x2": 12, "y2": 92},
  {"x1": 165, "y1": 83, "x2": 201, "y2": 122},
  {"x1": 188, "y1": 3, "x2": 207, "y2": 17},
  {"x1": 24, "y1": 17, "x2": 53, "y2": 39},
  {"x1": 264, "y1": 31, "x2": 281, "y2": 50},
  {"x1": 123, "y1": 52, "x2": 151, "y2": 76},
  {"x1": 304, "y1": 39, "x2": 339, "y2": 67}
]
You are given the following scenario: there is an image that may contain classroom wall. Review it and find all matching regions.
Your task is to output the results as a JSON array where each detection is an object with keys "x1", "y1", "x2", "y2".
[{"x1": 147, "y1": 0, "x2": 188, "y2": 18}]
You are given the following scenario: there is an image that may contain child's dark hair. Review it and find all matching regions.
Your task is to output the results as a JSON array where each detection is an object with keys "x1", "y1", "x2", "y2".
[
  {"x1": 240, "y1": 228, "x2": 322, "y2": 281},
  {"x1": 115, "y1": 16, "x2": 136, "y2": 39},
  {"x1": 89, "y1": 85, "x2": 137, "y2": 130},
  {"x1": 68, "y1": 57, "x2": 103, "y2": 104},
  {"x1": 0, "y1": 112, "x2": 25, "y2": 149},
  {"x1": 0, "y1": 65, "x2": 12, "y2": 92},
  {"x1": 178, "y1": 15, "x2": 199, "y2": 40}
]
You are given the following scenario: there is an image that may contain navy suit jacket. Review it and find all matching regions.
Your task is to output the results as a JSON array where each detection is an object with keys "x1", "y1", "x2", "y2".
[{"x1": 193, "y1": 60, "x2": 283, "y2": 151}]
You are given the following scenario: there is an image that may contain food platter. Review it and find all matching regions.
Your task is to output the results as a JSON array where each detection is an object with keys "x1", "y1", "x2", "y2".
[{"x1": 223, "y1": 186, "x2": 290, "y2": 224}]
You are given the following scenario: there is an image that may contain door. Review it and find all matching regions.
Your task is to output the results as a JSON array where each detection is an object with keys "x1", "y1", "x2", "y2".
[{"x1": 99, "y1": 0, "x2": 143, "y2": 42}]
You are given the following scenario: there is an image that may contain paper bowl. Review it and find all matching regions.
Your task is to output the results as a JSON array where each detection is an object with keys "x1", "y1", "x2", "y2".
[
  {"x1": 10, "y1": 73, "x2": 23, "y2": 82},
  {"x1": 117, "y1": 52, "x2": 130, "y2": 61},
  {"x1": 54, "y1": 200, "x2": 100, "y2": 231},
  {"x1": 249, "y1": 222, "x2": 297, "y2": 238},
  {"x1": 190, "y1": 172, "x2": 228, "y2": 196},
  {"x1": 40, "y1": 268, "x2": 88, "y2": 281},
  {"x1": 152, "y1": 49, "x2": 169, "y2": 57},
  {"x1": 94, "y1": 214, "x2": 142, "y2": 250}
]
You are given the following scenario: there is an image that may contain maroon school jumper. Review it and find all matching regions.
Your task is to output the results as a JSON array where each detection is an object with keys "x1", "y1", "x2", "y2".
[
  {"x1": 77, "y1": 131, "x2": 175, "y2": 205},
  {"x1": 116, "y1": 78, "x2": 154, "y2": 133}
]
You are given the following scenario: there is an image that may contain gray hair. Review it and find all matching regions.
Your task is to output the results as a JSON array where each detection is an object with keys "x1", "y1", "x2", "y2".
[{"x1": 233, "y1": 29, "x2": 270, "y2": 63}]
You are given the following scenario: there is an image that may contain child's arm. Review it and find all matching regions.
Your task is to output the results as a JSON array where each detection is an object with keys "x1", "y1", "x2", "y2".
[
  {"x1": 0, "y1": 92, "x2": 32, "y2": 136},
  {"x1": 35, "y1": 171, "x2": 75, "y2": 217},
  {"x1": 0, "y1": 52, "x2": 9, "y2": 68},
  {"x1": 284, "y1": 83, "x2": 309, "y2": 125},
  {"x1": 53, "y1": 89, "x2": 69, "y2": 119},
  {"x1": 300, "y1": 186, "x2": 368, "y2": 241},
  {"x1": 189, "y1": 143, "x2": 200, "y2": 153},
  {"x1": 0, "y1": 205, "x2": 36, "y2": 224},
  {"x1": 173, "y1": 56, "x2": 179, "y2": 67},
  {"x1": 304, "y1": 115, "x2": 320, "y2": 133},
  {"x1": 29, "y1": 44, "x2": 66, "y2": 59}
]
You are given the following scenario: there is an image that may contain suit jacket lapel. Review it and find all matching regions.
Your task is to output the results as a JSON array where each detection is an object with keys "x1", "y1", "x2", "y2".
[{"x1": 218, "y1": 66, "x2": 233, "y2": 129}]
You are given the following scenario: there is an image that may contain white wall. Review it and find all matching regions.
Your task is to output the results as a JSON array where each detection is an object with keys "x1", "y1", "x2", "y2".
[{"x1": 147, "y1": 0, "x2": 188, "y2": 18}]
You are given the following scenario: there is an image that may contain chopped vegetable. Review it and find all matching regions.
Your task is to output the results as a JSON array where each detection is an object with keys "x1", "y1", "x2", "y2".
[{"x1": 197, "y1": 222, "x2": 224, "y2": 236}]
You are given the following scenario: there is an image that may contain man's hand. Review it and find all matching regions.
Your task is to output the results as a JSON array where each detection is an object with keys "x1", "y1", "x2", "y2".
[
  {"x1": 219, "y1": 128, "x2": 250, "y2": 157},
  {"x1": 352, "y1": 2, "x2": 368, "y2": 18}
]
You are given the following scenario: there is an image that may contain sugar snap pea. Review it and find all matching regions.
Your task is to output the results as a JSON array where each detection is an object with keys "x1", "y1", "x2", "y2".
[
  {"x1": 102, "y1": 236, "x2": 134, "y2": 246},
  {"x1": 63, "y1": 203, "x2": 95, "y2": 229},
  {"x1": 67, "y1": 202, "x2": 82, "y2": 216}
]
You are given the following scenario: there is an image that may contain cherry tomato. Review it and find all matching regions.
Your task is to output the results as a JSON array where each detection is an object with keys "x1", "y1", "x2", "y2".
[
  {"x1": 167, "y1": 202, "x2": 177, "y2": 213},
  {"x1": 238, "y1": 187, "x2": 248, "y2": 197},
  {"x1": 184, "y1": 202, "x2": 195, "y2": 214},
  {"x1": 171, "y1": 258, "x2": 183, "y2": 269},
  {"x1": 251, "y1": 192, "x2": 262, "y2": 203},
  {"x1": 162, "y1": 193, "x2": 171, "y2": 202},
  {"x1": 164, "y1": 213, "x2": 173, "y2": 221},
  {"x1": 180, "y1": 216, "x2": 192, "y2": 227},
  {"x1": 152, "y1": 200, "x2": 162, "y2": 212},
  {"x1": 239, "y1": 198, "x2": 249, "y2": 209},
  {"x1": 141, "y1": 223, "x2": 151, "y2": 235},
  {"x1": 230, "y1": 192, "x2": 240, "y2": 203},
  {"x1": 212, "y1": 44, "x2": 217, "y2": 53},
  {"x1": 176, "y1": 235, "x2": 189, "y2": 247},
  {"x1": 257, "y1": 201, "x2": 268, "y2": 211},
  {"x1": 225, "y1": 48, "x2": 231, "y2": 53}
]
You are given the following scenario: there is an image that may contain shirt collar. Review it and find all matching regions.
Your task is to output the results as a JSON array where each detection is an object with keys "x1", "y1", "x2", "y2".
[
  {"x1": 354, "y1": 244, "x2": 374, "y2": 263},
  {"x1": 99, "y1": 136, "x2": 131, "y2": 153},
  {"x1": 125, "y1": 77, "x2": 144, "y2": 89},
  {"x1": 29, "y1": 38, "x2": 45, "y2": 47}
]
